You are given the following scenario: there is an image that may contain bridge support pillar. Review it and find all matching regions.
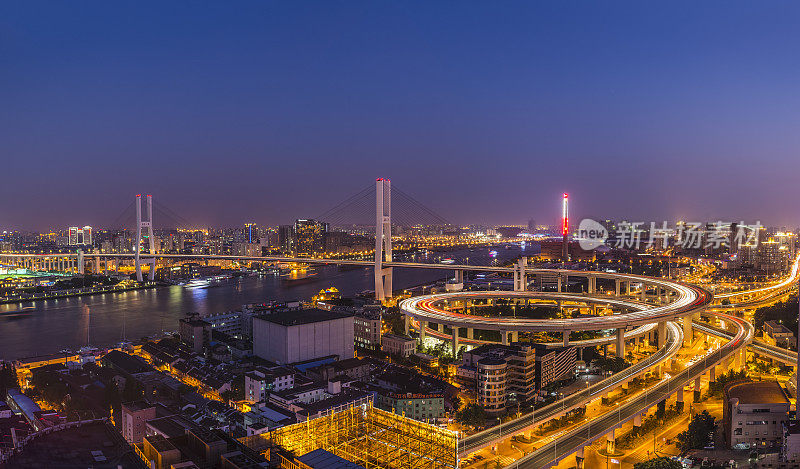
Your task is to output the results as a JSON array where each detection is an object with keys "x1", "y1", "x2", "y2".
[
  {"x1": 404, "y1": 315, "x2": 410, "y2": 335},
  {"x1": 694, "y1": 376, "x2": 702, "y2": 400},
  {"x1": 134, "y1": 194, "x2": 156, "y2": 282},
  {"x1": 466, "y1": 327, "x2": 473, "y2": 340},
  {"x1": 454, "y1": 270, "x2": 464, "y2": 284},
  {"x1": 606, "y1": 430, "x2": 616, "y2": 454},
  {"x1": 563, "y1": 330, "x2": 570, "y2": 347},
  {"x1": 641, "y1": 283, "x2": 647, "y2": 301},
  {"x1": 615, "y1": 279, "x2": 621, "y2": 296},
  {"x1": 419, "y1": 321, "x2": 427, "y2": 341},
  {"x1": 557, "y1": 275, "x2": 563, "y2": 293},
  {"x1": 501, "y1": 331, "x2": 508, "y2": 346},
  {"x1": 657, "y1": 321, "x2": 667, "y2": 349},
  {"x1": 374, "y1": 178, "x2": 393, "y2": 301},
  {"x1": 652, "y1": 363, "x2": 661, "y2": 378},
  {"x1": 452, "y1": 327, "x2": 460, "y2": 357},
  {"x1": 511, "y1": 331, "x2": 518, "y2": 343},
  {"x1": 616, "y1": 328, "x2": 625, "y2": 357},
  {"x1": 513, "y1": 257, "x2": 527, "y2": 292},
  {"x1": 626, "y1": 280, "x2": 631, "y2": 295},
  {"x1": 575, "y1": 446, "x2": 585, "y2": 469},
  {"x1": 683, "y1": 316, "x2": 692, "y2": 346},
  {"x1": 587, "y1": 275, "x2": 595, "y2": 294},
  {"x1": 77, "y1": 249, "x2": 85, "y2": 275},
  {"x1": 633, "y1": 413, "x2": 642, "y2": 433},
  {"x1": 676, "y1": 387, "x2": 684, "y2": 412},
  {"x1": 709, "y1": 365, "x2": 716, "y2": 384}
]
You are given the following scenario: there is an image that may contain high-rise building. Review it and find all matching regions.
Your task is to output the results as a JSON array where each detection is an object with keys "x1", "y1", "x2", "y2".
[
  {"x1": 294, "y1": 219, "x2": 328, "y2": 256},
  {"x1": 82, "y1": 226, "x2": 92, "y2": 245},
  {"x1": 245, "y1": 223, "x2": 256, "y2": 243},
  {"x1": 69, "y1": 227, "x2": 80, "y2": 245},
  {"x1": 68, "y1": 226, "x2": 92, "y2": 245},
  {"x1": 278, "y1": 225, "x2": 294, "y2": 254}
]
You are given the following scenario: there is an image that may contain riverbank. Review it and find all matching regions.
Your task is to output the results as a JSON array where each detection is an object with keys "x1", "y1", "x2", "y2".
[{"x1": 0, "y1": 283, "x2": 158, "y2": 305}]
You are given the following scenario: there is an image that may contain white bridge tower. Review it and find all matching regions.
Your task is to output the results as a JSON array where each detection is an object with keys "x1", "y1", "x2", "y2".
[
  {"x1": 134, "y1": 194, "x2": 156, "y2": 282},
  {"x1": 375, "y1": 178, "x2": 393, "y2": 301}
]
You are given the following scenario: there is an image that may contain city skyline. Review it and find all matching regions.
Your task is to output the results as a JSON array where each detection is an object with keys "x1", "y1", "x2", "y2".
[{"x1": 2, "y1": 1, "x2": 799, "y2": 229}]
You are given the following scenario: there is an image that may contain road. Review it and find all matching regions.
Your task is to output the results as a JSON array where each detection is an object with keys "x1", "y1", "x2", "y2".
[
  {"x1": 499, "y1": 313, "x2": 752, "y2": 468},
  {"x1": 460, "y1": 321, "x2": 683, "y2": 455}
]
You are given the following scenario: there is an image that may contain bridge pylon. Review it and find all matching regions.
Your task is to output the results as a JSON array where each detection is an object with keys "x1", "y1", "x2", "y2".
[
  {"x1": 375, "y1": 178, "x2": 392, "y2": 302},
  {"x1": 134, "y1": 194, "x2": 156, "y2": 282}
]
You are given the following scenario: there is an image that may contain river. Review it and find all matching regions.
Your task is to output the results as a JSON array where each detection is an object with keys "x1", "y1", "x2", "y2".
[{"x1": 0, "y1": 244, "x2": 537, "y2": 361}]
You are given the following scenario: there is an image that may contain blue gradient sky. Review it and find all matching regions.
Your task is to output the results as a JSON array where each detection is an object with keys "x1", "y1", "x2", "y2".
[{"x1": 2, "y1": 1, "x2": 798, "y2": 230}]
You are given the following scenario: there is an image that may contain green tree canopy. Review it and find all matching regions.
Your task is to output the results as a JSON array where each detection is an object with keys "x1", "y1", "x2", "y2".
[
  {"x1": 634, "y1": 457, "x2": 682, "y2": 469},
  {"x1": 457, "y1": 403, "x2": 487, "y2": 427},
  {"x1": 676, "y1": 410, "x2": 716, "y2": 452}
]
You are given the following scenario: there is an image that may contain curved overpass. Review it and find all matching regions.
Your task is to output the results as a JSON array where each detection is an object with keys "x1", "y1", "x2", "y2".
[
  {"x1": 459, "y1": 321, "x2": 683, "y2": 456},
  {"x1": 503, "y1": 312, "x2": 753, "y2": 468},
  {"x1": 715, "y1": 253, "x2": 800, "y2": 306},
  {"x1": 401, "y1": 284, "x2": 711, "y2": 333}
]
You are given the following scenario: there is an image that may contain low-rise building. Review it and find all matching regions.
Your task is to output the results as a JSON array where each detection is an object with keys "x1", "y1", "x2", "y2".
[
  {"x1": 305, "y1": 357, "x2": 373, "y2": 382},
  {"x1": 764, "y1": 320, "x2": 796, "y2": 349},
  {"x1": 381, "y1": 334, "x2": 416, "y2": 357},
  {"x1": 367, "y1": 367, "x2": 448, "y2": 422},
  {"x1": 723, "y1": 380, "x2": 790, "y2": 449},
  {"x1": 243, "y1": 367, "x2": 295, "y2": 403}
]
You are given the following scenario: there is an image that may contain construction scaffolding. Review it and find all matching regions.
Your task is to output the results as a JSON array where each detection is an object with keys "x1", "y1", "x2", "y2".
[{"x1": 240, "y1": 400, "x2": 458, "y2": 469}]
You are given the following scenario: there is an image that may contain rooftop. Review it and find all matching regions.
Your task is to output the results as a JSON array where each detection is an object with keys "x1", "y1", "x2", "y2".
[
  {"x1": 381, "y1": 333, "x2": 414, "y2": 342},
  {"x1": 121, "y1": 400, "x2": 153, "y2": 412},
  {"x1": 259, "y1": 308, "x2": 353, "y2": 327},
  {"x1": 297, "y1": 448, "x2": 367, "y2": 469},
  {"x1": 3, "y1": 421, "x2": 145, "y2": 468},
  {"x1": 725, "y1": 380, "x2": 790, "y2": 405}
]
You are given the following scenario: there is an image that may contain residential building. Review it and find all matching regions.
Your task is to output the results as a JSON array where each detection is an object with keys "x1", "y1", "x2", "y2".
[
  {"x1": 764, "y1": 320, "x2": 796, "y2": 349},
  {"x1": 305, "y1": 357, "x2": 373, "y2": 382},
  {"x1": 244, "y1": 367, "x2": 295, "y2": 403},
  {"x1": 532, "y1": 344, "x2": 577, "y2": 390},
  {"x1": 354, "y1": 308, "x2": 382, "y2": 351},
  {"x1": 458, "y1": 343, "x2": 537, "y2": 412},
  {"x1": 381, "y1": 334, "x2": 416, "y2": 357},
  {"x1": 179, "y1": 316, "x2": 211, "y2": 353},
  {"x1": 121, "y1": 400, "x2": 156, "y2": 444}
]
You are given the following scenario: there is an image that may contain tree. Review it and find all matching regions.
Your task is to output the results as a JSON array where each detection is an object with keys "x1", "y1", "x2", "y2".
[
  {"x1": 457, "y1": 403, "x2": 486, "y2": 427},
  {"x1": 753, "y1": 296, "x2": 798, "y2": 331},
  {"x1": 655, "y1": 400, "x2": 666, "y2": 420},
  {"x1": 103, "y1": 380, "x2": 121, "y2": 415},
  {"x1": 633, "y1": 457, "x2": 681, "y2": 469},
  {"x1": 676, "y1": 410, "x2": 716, "y2": 452},
  {"x1": 594, "y1": 357, "x2": 630, "y2": 374},
  {"x1": 122, "y1": 379, "x2": 143, "y2": 402},
  {"x1": 0, "y1": 362, "x2": 19, "y2": 394}
]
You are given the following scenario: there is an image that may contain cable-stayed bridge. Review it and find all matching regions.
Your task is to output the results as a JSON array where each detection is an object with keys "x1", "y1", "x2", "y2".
[{"x1": 0, "y1": 178, "x2": 467, "y2": 300}]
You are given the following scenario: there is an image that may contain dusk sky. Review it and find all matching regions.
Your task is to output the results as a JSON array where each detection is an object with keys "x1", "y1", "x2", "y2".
[{"x1": 2, "y1": 1, "x2": 799, "y2": 230}]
